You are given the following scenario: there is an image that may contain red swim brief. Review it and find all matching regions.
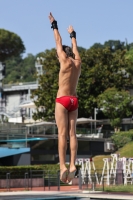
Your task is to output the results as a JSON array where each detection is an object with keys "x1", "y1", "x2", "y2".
[{"x1": 56, "y1": 96, "x2": 78, "y2": 112}]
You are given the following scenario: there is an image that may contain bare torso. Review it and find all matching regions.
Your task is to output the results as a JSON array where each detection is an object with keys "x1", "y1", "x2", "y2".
[{"x1": 57, "y1": 57, "x2": 81, "y2": 98}]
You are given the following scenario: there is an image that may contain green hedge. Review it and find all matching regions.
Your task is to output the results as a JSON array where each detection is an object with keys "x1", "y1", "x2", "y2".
[
  {"x1": 111, "y1": 130, "x2": 133, "y2": 149},
  {"x1": 0, "y1": 164, "x2": 81, "y2": 178}
]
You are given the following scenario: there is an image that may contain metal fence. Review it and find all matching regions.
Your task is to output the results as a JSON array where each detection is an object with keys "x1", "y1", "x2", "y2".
[
  {"x1": 78, "y1": 169, "x2": 133, "y2": 192},
  {"x1": 0, "y1": 170, "x2": 61, "y2": 191},
  {"x1": 0, "y1": 123, "x2": 114, "y2": 139},
  {"x1": 0, "y1": 169, "x2": 133, "y2": 192}
]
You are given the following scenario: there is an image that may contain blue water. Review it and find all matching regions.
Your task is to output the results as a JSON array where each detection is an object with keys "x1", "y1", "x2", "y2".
[
  {"x1": 19, "y1": 197, "x2": 82, "y2": 200},
  {"x1": 18, "y1": 197, "x2": 88, "y2": 200},
  {"x1": 18, "y1": 198, "x2": 125, "y2": 200},
  {"x1": 19, "y1": 198, "x2": 127, "y2": 200}
]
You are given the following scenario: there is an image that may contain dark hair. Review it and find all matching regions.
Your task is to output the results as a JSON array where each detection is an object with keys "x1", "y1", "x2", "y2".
[{"x1": 62, "y1": 45, "x2": 75, "y2": 59}]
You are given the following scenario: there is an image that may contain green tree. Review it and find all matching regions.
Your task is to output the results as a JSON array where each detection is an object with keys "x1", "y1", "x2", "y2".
[
  {"x1": 90, "y1": 40, "x2": 127, "y2": 51},
  {"x1": 31, "y1": 47, "x2": 133, "y2": 121},
  {"x1": 4, "y1": 55, "x2": 22, "y2": 84},
  {"x1": 103, "y1": 40, "x2": 126, "y2": 52},
  {"x1": 128, "y1": 42, "x2": 133, "y2": 50},
  {"x1": 0, "y1": 29, "x2": 25, "y2": 61},
  {"x1": 77, "y1": 48, "x2": 133, "y2": 117},
  {"x1": 20, "y1": 54, "x2": 36, "y2": 82},
  {"x1": 90, "y1": 43, "x2": 103, "y2": 49},
  {"x1": 126, "y1": 48, "x2": 133, "y2": 63},
  {"x1": 4, "y1": 54, "x2": 36, "y2": 84},
  {"x1": 31, "y1": 49, "x2": 59, "y2": 120},
  {"x1": 97, "y1": 87, "x2": 133, "y2": 131}
]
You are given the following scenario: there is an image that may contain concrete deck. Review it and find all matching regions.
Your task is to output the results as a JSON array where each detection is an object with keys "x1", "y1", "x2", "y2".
[{"x1": 0, "y1": 191, "x2": 133, "y2": 200}]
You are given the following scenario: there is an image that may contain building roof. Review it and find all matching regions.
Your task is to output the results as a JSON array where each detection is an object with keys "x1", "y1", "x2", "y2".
[
  {"x1": 26, "y1": 121, "x2": 56, "y2": 127},
  {"x1": 77, "y1": 117, "x2": 102, "y2": 124},
  {"x1": 19, "y1": 101, "x2": 36, "y2": 108}
]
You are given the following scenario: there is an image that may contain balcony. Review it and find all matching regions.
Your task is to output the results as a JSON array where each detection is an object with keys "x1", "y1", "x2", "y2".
[{"x1": 3, "y1": 82, "x2": 38, "y2": 91}]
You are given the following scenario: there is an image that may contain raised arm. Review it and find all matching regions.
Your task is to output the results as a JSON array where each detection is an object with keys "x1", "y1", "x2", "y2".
[
  {"x1": 48, "y1": 12, "x2": 66, "y2": 61},
  {"x1": 67, "y1": 25, "x2": 81, "y2": 62}
]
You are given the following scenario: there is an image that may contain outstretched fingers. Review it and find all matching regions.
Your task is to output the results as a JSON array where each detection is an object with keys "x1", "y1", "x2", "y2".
[
  {"x1": 48, "y1": 12, "x2": 55, "y2": 23},
  {"x1": 49, "y1": 12, "x2": 53, "y2": 17},
  {"x1": 67, "y1": 25, "x2": 74, "y2": 33}
]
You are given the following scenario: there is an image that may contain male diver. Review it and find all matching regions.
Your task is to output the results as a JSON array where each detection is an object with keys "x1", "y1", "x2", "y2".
[{"x1": 48, "y1": 12, "x2": 81, "y2": 183}]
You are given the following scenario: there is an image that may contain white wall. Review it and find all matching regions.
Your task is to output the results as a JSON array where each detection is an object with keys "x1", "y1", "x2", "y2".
[
  {"x1": 6, "y1": 94, "x2": 21, "y2": 112},
  {"x1": 8, "y1": 117, "x2": 22, "y2": 123}
]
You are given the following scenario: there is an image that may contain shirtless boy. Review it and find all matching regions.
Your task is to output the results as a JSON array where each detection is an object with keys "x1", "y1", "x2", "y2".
[{"x1": 48, "y1": 12, "x2": 81, "y2": 183}]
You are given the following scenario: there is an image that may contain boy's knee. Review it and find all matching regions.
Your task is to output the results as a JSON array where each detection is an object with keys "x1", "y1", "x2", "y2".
[{"x1": 69, "y1": 131, "x2": 76, "y2": 137}]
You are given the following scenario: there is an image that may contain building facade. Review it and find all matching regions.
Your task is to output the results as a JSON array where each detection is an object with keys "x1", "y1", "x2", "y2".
[{"x1": 0, "y1": 60, "x2": 133, "y2": 166}]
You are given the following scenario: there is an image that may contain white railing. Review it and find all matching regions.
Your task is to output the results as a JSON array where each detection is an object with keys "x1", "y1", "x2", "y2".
[{"x1": 3, "y1": 81, "x2": 38, "y2": 89}]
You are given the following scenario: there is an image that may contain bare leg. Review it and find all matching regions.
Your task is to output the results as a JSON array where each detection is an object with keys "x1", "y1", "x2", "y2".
[
  {"x1": 55, "y1": 103, "x2": 68, "y2": 182},
  {"x1": 68, "y1": 109, "x2": 78, "y2": 174}
]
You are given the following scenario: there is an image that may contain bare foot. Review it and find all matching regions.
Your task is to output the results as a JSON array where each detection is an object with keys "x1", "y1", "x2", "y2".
[
  {"x1": 67, "y1": 166, "x2": 77, "y2": 183},
  {"x1": 69, "y1": 165, "x2": 76, "y2": 173},
  {"x1": 60, "y1": 168, "x2": 68, "y2": 183}
]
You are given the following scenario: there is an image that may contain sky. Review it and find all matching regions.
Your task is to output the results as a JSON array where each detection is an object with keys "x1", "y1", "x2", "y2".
[{"x1": 0, "y1": 0, "x2": 133, "y2": 57}]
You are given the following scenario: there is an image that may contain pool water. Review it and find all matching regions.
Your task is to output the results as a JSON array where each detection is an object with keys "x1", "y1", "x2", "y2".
[
  {"x1": 18, "y1": 197, "x2": 127, "y2": 200},
  {"x1": 19, "y1": 197, "x2": 85, "y2": 200}
]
